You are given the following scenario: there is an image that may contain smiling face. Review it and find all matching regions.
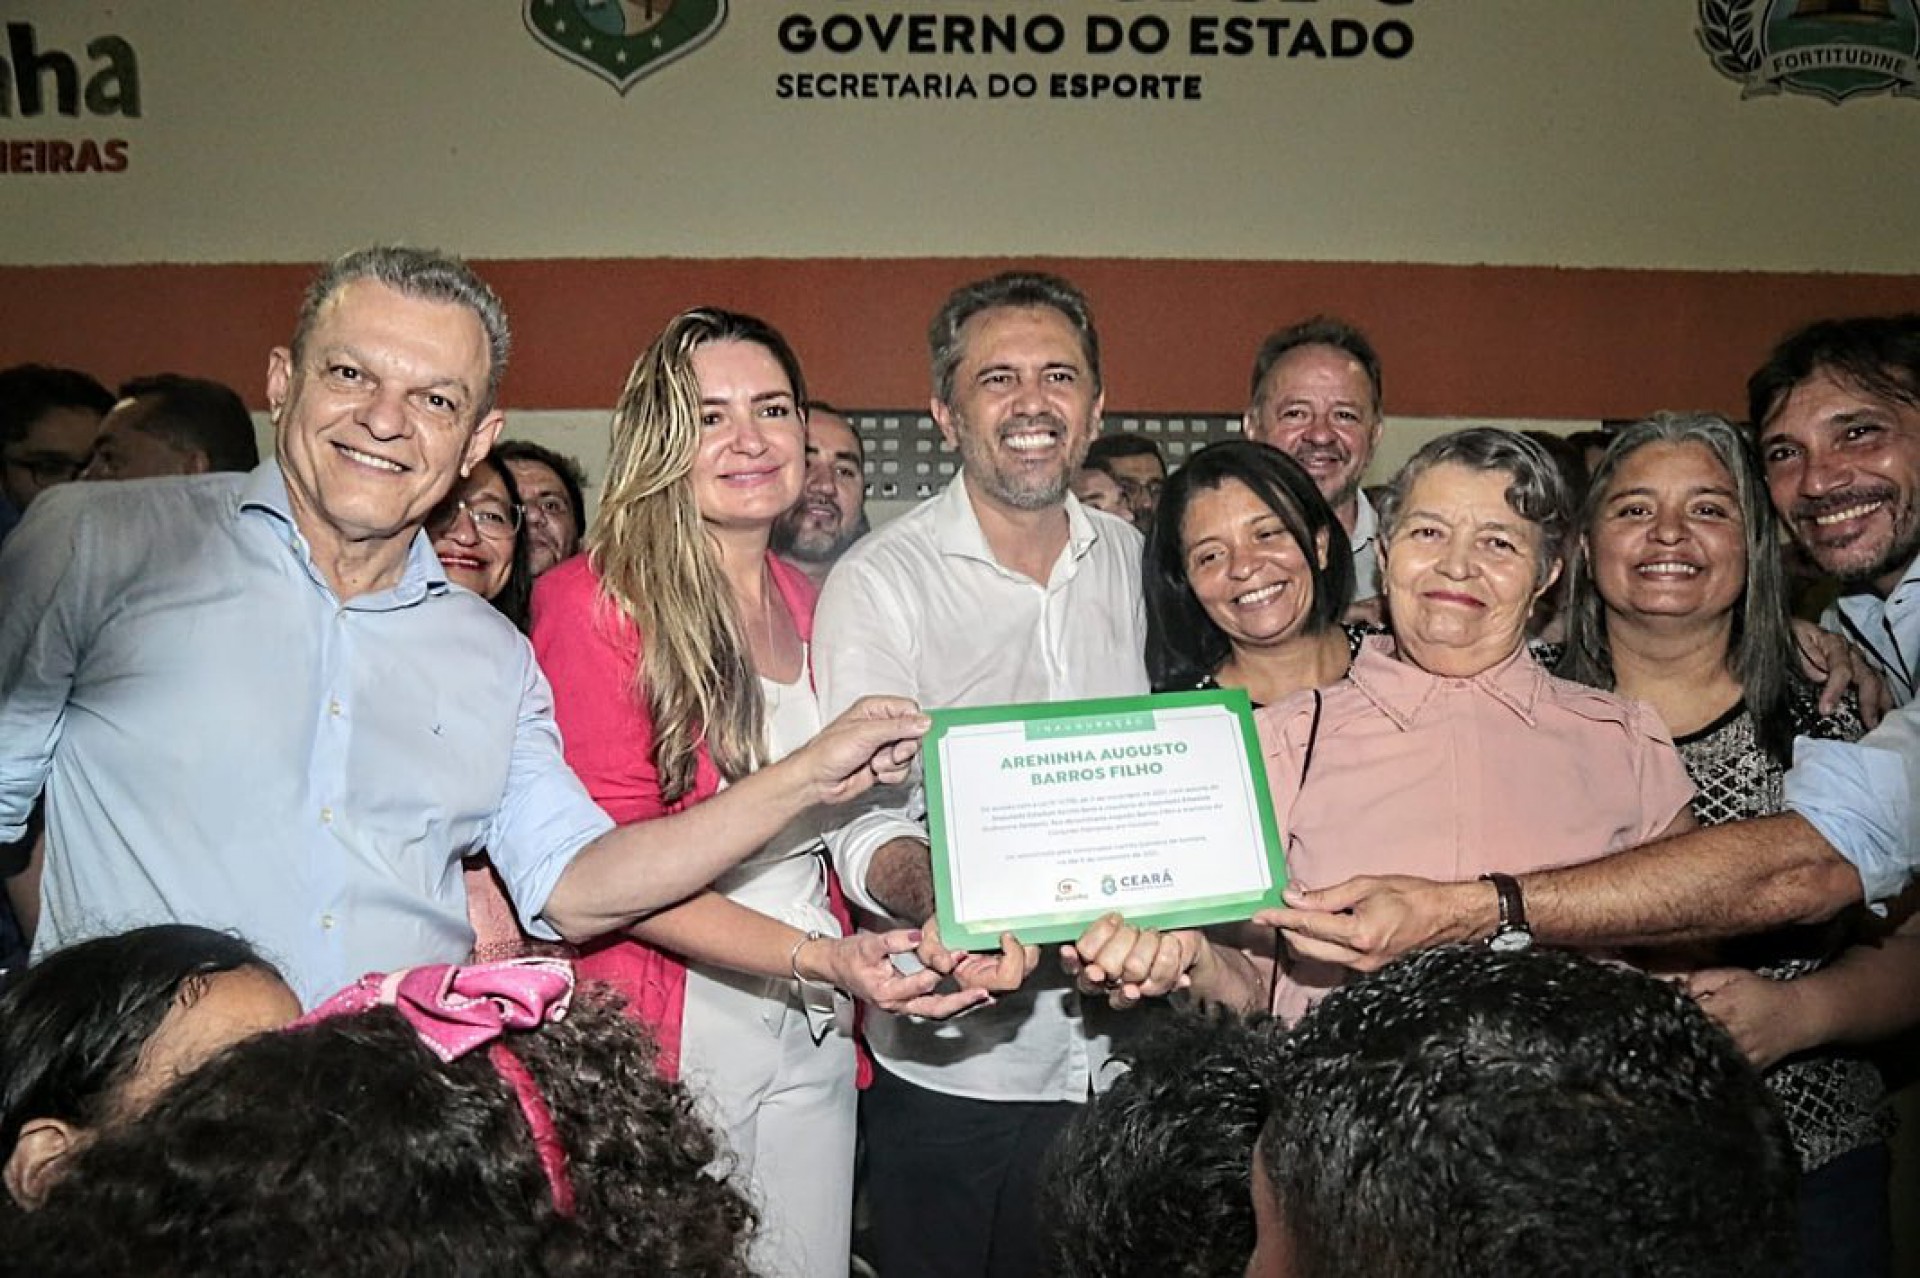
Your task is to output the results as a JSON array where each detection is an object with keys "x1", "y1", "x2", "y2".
[
  {"x1": 933, "y1": 305, "x2": 1104, "y2": 516},
  {"x1": 689, "y1": 339, "x2": 805, "y2": 534},
  {"x1": 1759, "y1": 368, "x2": 1920, "y2": 596},
  {"x1": 267, "y1": 279, "x2": 503, "y2": 586},
  {"x1": 428, "y1": 463, "x2": 518, "y2": 600},
  {"x1": 776, "y1": 408, "x2": 865, "y2": 561},
  {"x1": 501, "y1": 457, "x2": 579, "y2": 576},
  {"x1": 1245, "y1": 344, "x2": 1382, "y2": 518},
  {"x1": 1182, "y1": 477, "x2": 1327, "y2": 654},
  {"x1": 1589, "y1": 441, "x2": 1746, "y2": 630},
  {"x1": 1384, "y1": 462, "x2": 1558, "y2": 677}
]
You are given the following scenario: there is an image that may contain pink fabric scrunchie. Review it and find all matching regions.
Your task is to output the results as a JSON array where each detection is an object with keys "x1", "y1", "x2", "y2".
[{"x1": 295, "y1": 958, "x2": 578, "y2": 1216}]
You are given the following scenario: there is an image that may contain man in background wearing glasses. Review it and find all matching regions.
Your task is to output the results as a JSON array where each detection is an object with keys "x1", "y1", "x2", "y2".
[
  {"x1": 0, "y1": 363, "x2": 113, "y2": 547},
  {"x1": 0, "y1": 364, "x2": 111, "y2": 975}
]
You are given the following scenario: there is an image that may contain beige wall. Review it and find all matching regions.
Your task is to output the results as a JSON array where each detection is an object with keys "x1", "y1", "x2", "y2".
[{"x1": 4, "y1": 0, "x2": 1918, "y2": 272}]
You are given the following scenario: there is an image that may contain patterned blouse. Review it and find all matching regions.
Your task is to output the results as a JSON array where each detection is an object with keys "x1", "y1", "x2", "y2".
[{"x1": 1677, "y1": 677, "x2": 1891, "y2": 1173}]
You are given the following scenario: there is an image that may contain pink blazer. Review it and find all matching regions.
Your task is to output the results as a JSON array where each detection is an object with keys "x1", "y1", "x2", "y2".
[{"x1": 528, "y1": 552, "x2": 821, "y2": 1079}]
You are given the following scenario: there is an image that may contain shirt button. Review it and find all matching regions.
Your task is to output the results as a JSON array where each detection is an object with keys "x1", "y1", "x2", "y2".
[
  {"x1": 328, "y1": 699, "x2": 343, "y2": 718},
  {"x1": 320, "y1": 807, "x2": 333, "y2": 824},
  {"x1": 321, "y1": 913, "x2": 335, "y2": 930}
]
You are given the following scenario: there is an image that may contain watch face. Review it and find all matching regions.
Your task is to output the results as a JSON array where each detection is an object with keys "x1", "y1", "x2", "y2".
[{"x1": 1488, "y1": 928, "x2": 1534, "y2": 954}]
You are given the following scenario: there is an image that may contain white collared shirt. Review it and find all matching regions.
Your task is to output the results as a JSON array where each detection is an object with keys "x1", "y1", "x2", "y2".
[
  {"x1": 814, "y1": 472, "x2": 1148, "y2": 1102},
  {"x1": 1350, "y1": 488, "x2": 1380, "y2": 602}
]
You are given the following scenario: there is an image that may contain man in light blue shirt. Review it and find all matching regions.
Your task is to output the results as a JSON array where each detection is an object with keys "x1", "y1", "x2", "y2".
[
  {"x1": 1271, "y1": 313, "x2": 1920, "y2": 963},
  {"x1": 0, "y1": 246, "x2": 927, "y2": 1006}
]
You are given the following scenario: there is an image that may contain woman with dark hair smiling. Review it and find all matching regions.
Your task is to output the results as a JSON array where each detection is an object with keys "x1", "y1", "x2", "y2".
[
  {"x1": 1559, "y1": 412, "x2": 1919, "y2": 1278},
  {"x1": 428, "y1": 455, "x2": 550, "y2": 962},
  {"x1": 427, "y1": 453, "x2": 534, "y2": 631},
  {"x1": 1144, "y1": 440, "x2": 1360, "y2": 707}
]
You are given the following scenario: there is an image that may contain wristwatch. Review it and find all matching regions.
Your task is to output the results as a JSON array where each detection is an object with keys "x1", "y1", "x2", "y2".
[{"x1": 1479, "y1": 873, "x2": 1533, "y2": 953}]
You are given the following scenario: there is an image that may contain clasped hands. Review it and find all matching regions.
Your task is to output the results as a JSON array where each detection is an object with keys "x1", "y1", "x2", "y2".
[{"x1": 868, "y1": 913, "x2": 1205, "y2": 1012}]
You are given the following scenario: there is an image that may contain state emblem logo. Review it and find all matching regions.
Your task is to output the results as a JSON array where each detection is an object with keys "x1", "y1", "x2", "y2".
[
  {"x1": 524, "y1": 0, "x2": 727, "y2": 93},
  {"x1": 1698, "y1": 0, "x2": 1919, "y2": 102}
]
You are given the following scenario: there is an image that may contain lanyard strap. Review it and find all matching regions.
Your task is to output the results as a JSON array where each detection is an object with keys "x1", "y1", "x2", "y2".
[
  {"x1": 1272, "y1": 690, "x2": 1326, "y2": 1012},
  {"x1": 1833, "y1": 608, "x2": 1916, "y2": 703}
]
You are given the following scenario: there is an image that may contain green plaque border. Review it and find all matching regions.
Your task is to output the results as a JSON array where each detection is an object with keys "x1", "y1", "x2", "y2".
[{"x1": 925, "y1": 689, "x2": 1285, "y2": 950}]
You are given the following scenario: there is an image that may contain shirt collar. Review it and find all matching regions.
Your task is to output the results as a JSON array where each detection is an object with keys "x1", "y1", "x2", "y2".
[
  {"x1": 1345, "y1": 633, "x2": 1545, "y2": 731},
  {"x1": 1351, "y1": 488, "x2": 1378, "y2": 550},
  {"x1": 1839, "y1": 550, "x2": 1920, "y2": 626},
  {"x1": 1866, "y1": 552, "x2": 1920, "y2": 617},
  {"x1": 932, "y1": 470, "x2": 1097, "y2": 570},
  {"x1": 239, "y1": 460, "x2": 449, "y2": 607}
]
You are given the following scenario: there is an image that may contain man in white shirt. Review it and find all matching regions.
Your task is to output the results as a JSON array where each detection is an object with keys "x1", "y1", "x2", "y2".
[
  {"x1": 1242, "y1": 316, "x2": 1386, "y2": 609},
  {"x1": 814, "y1": 272, "x2": 1148, "y2": 1278}
]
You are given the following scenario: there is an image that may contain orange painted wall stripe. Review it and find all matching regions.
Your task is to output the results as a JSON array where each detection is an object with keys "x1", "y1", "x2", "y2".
[{"x1": 2, "y1": 258, "x2": 1913, "y2": 419}]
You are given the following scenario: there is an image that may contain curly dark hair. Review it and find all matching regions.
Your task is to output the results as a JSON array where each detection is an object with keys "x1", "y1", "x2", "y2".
[
  {"x1": 8, "y1": 994, "x2": 756, "y2": 1277},
  {"x1": 1046, "y1": 1006, "x2": 1287, "y2": 1277},
  {"x1": 1258, "y1": 946, "x2": 1797, "y2": 1278}
]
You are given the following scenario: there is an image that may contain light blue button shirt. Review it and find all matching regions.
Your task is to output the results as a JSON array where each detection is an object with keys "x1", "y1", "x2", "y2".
[
  {"x1": 0, "y1": 464, "x2": 613, "y2": 1005},
  {"x1": 1787, "y1": 555, "x2": 1920, "y2": 905},
  {"x1": 1824, "y1": 555, "x2": 1920, "y2": 709}
]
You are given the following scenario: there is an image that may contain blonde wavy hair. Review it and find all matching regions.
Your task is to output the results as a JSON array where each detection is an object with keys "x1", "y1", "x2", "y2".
[{"x1": 587, "y1": 308, "x2": 809, "y2": 804}]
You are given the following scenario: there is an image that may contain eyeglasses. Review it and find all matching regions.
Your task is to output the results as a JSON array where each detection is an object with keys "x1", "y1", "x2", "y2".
[
  {"x1": 429, "y1": 497, "x2": 522, "y2": 540},
  {"x1": 3, "y1": 452, "x2": 89, "y2": 486},
  {"x1": 521, "y1": 495, "x2": 573, "y2": 524}
]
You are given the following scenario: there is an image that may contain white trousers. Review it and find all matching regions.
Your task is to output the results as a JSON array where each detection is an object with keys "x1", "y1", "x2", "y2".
[{"x1": 679, "y1": 960, "x2": 857, "y2": 1278}]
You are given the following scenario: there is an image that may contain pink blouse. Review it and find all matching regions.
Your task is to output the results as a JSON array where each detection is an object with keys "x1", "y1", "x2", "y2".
[{"x1": 1258, "y1": 636, "x2": 1695, "y2": 1021}]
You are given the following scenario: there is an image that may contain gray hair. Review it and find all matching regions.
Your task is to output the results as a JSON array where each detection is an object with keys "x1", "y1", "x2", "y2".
[
  {"x1": 928, "y1": 271, "x2": 1102, "y2": 405},
  {"x1": 1558, "y1": 412, "x2": 1798, "y2": 761},
  {"x1": 1378, "y1": 427, "x2": 1571, "y2": 591},
  {"x1": 291, "y1": 246, "x2": 512, "y2": 416}
]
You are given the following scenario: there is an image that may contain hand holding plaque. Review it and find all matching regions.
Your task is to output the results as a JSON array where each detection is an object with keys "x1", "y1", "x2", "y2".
[{"x1": 924, "y1": 690, "x2": 1285, "y2": 951}]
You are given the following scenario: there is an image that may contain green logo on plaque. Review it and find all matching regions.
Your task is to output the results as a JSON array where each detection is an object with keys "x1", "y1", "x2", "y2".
[
  {"x1": 524, "y1": 0, "x2": 727, "y2": 93},
  {"x1": 1699, "y1": 0, "x2": 1920, "y2": 103}
]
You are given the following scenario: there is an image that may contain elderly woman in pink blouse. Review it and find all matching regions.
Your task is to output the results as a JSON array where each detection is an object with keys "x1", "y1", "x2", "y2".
[{"x1": 1076, "y1": 428, "x2": 1696, "y2": 1020}]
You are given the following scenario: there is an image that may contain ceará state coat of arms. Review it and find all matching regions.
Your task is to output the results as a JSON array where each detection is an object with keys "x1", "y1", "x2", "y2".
[{"x1": 524, "y1": 0, "x2": 727, "y2": 93}]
